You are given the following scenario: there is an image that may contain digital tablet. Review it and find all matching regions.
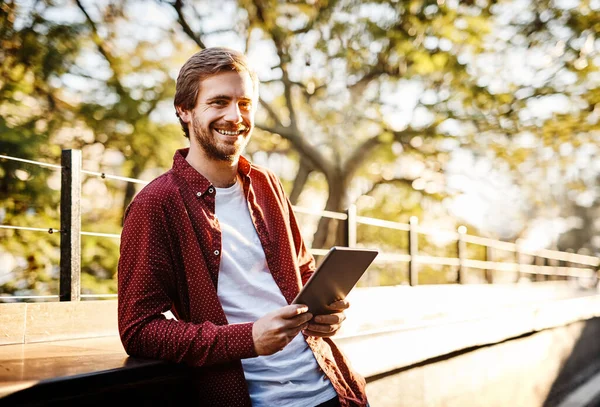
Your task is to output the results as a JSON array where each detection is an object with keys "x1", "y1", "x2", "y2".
[{"x1": 292, "y1": 246, "x2": 379, "y2": 315}]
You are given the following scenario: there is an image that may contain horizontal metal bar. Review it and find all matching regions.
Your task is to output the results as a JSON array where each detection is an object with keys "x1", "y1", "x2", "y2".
[
  {"x1": 0, "y1": 295, "x2": 59, "y2": 301},
  {"x1": 80, "y1": 170, "x2": 150, "y2": 185},
  {"x1": 80, "y1": 293, "x2": 118, "y2": 299},
  {"x1": 376, "y1": 252, "x2": 412, "y2": 263},
  {"x1": 462, "y1": 234, "x2": 517, "y2": 251},
  {"x1": 525, "y1": 248, "x2": 600, "y2": 267},
  {"x1": 519, "y1": 264, "x2": 595, "y2": 278},
  {"x1": 0, "y1": 225, "x2": 60, "y2": 234},
  {"x1": 463, "y1": 259, "x2": 519, "y2": 271},
  {"x1": 80, "y1": 231, "x2": 121, "y2": 239},
  {"x1": 0, "y1": 154, "x2": 62, "y2": 169},
  {"x1": 417, "y1": 226, "x2": 460, "y2": 240},
  {"x1": 292, "y1": 206, "x2": 348, "y2": 220},
  {"x1": 461, "y1": 259, "x2": 595, "y2": 278},
  {"x1": 355, "y1": 216, "x2": 410, "y2": 231},
  {"x1": 0, "y1": 294, "x2": 119, "y2": 301},
  {"x1": 463, "y1": 235, "x2": 599, "y2": 266},
  {"x1": 416, "y1": 255, "x2": 461, "y2": 267},
  {"x1": 462, "y1": 259, "x2": 489, "y2": 269}
]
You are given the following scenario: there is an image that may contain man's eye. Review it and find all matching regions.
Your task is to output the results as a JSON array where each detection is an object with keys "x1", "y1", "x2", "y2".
[
  {"x1": 212, "y1": 100, "x2": 227, "y2": 106},
  {"x1": 239, "y1": 102, "x2": 252, "y2": 110}
]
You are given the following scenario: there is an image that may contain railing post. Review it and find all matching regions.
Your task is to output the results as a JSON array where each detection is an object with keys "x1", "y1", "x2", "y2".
[
  {"x1": 515, "y1": 239, "x2": 523, "y2": 282},
  {"x1": 549, "y1": 256, "x2": 559, "y2": 281},
  {"x1": 344, "y1": 204, "x2": 357, "y2": 248},
  {"x1": 408, "y1": 216, "x2": 419, "y2": 286},
  {"x1": 534, "y1": 255, "x2": 546, "y2": 281},
  {"x1": 565, "y1": 249, "x2": 574, "y2": 281},
  {"x1": 549, "y1": 243, "x2": 559, "y2": 281},
  {"x1": 485, "y1": 246, "x2": 494, "y2": 284},
  {"x1": 60, "y1": 149, "x2": 82, "y2": 302},
  {"x1": 457, "y1": 226, "x2": 467, "y2": 284}
]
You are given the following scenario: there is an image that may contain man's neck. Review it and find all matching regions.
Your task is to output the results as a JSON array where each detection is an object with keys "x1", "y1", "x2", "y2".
[{"x1": 186, "y1": 144, "x2": 239, "y2": 188}]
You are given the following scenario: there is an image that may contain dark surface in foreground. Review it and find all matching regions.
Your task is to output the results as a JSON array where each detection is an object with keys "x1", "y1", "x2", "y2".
[{"x1": 0, "y1": 336, "x2": 196, "y2": 406}]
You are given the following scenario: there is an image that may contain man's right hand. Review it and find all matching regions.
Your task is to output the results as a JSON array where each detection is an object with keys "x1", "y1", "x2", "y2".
[{"x1": 252, "y1": 304, "x2": 313, "y2": 356}]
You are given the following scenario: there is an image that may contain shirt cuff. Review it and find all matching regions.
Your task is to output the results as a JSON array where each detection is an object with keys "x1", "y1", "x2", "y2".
[{"x1": 222, "y1": 322, "x2": 258, "y2": 360}]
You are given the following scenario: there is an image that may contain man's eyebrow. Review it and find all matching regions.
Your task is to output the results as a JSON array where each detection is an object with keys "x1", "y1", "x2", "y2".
[
  {"x1": 205, "y1": 94, "x2": 232, "y2": 101},
  {"x1": 205, "y1": 95, "x2": 253, "y2": 102}
]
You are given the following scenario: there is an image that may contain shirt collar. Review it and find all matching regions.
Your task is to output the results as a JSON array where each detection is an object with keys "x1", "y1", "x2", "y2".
[{"x1": 171, "y1": 148, "x2": 252, "y2": 193}]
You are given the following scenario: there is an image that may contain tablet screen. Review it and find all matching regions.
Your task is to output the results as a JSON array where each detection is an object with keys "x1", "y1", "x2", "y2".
[{"x1": 292, "y1": 246, "x2": 379, "y2": 315}]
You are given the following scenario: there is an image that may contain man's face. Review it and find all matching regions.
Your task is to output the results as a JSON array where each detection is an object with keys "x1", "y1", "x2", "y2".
[{"x1": 186, "y1": 70, "x2": 256, "y2": 162}]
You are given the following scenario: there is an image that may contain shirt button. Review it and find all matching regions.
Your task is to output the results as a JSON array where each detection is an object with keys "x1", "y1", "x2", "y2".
[
  {"x1": 196, "y1": 192, "x2": 202, "y2": 197},
  {"x1": 214, "y1": 250, "x2": 220, "y2": 256},
  {"x1": 208, "y1": 187, "x2": 214, "y2": 194}
]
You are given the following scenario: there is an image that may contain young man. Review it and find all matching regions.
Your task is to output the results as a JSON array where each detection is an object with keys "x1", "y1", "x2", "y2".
[{"x1": 117, "y1": 47, "x2": 368, "y2": 407}]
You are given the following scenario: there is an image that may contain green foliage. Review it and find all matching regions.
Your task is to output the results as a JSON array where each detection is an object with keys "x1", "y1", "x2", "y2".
[
  {"x1": 1, "y1": 0, "x2": 598, "y2": 297},
  {"x1": 0, "y1": 0, "x2": 186, "y2": 298}
]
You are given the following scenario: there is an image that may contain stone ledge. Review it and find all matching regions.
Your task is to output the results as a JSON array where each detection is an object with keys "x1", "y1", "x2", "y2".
[{"x1": 0, "y1": 300, "x2": 118, "y2": 345}]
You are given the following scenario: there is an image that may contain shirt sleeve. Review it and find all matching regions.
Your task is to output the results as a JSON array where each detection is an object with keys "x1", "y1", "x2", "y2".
[{"x1": 117, "y1": 195, "x2": 257, "y2": 367}]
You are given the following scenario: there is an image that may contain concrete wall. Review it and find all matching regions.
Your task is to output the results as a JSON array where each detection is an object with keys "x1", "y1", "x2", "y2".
[
  {"x1": 331, "y1": 282, "x2": 600, "y2": 407},
  {"x1": 363, "y1": 318, "x2": 600, "y2": 407}
]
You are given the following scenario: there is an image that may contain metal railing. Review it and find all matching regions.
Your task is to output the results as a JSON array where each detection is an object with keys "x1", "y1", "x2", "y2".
[{"x1": 1, "y1": 149, "x2": 599, "y2": 301}]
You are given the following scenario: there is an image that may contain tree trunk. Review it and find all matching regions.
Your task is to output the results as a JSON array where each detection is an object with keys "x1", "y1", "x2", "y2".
[
  {"x1": 311, "y1": 173, "x2": 348, "y2": 249},
  {"x1": 289, "y1": 159, "x2": 313, "y2": 205}
]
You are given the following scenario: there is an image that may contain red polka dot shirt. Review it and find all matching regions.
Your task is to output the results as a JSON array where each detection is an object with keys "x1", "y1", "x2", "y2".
[{"x1": 118, "y1": 148, "x2": 368, "y2": 406}]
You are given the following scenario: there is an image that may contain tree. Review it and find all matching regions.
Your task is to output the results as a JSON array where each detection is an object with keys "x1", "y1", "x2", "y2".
[
  {"x1": 178, "y1": 0, "x2": 598, "y2": 251},
  {"x1": 0, "y1": 0, "x2": 187, "y2": 296},
  {"x1": 1, "y1": 0, "x2": 598, "y2": 296},
  {"x1": 165, "y1": 0, "x2": 500, "y2": 249},
  {"x1": 451, "y1": 0, "x2": 599, "y2": 252},
  {"x1": 1, "y1": 0, "x2": 86, "y2": 296}
]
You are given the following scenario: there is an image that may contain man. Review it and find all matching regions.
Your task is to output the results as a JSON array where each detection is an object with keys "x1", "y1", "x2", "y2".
[{"x1": 117, "y1": 47, "x2": 368, "y2": 407}]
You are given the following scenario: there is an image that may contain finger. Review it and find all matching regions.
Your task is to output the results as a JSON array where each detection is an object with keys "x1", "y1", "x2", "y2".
[
  {"x1": 286, "y1": 312, "x2": 313, "y2": 327},
  {"x1": 327, "y1": 299, "x2": 350, "y2": 310},
  {"x1": 303, "y1": 326, "x2": 338, "y2": 338},
  {"x1": 313, "y1": 312, "x2": 345, "y2": 325},
  {"x1": 305, "y1": 322, "x2": 338, "y2": 335},
  {"x1": 279, "y1": 304, "x2": 310, "y2": 319},
  {"x1": 285, "y1": 321, "x2": 310, "y2": 337}
]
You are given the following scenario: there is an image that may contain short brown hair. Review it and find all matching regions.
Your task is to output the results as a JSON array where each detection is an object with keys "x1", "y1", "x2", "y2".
[{"x1": 174, "y1": 47, "x2": 259, "y2": 138}]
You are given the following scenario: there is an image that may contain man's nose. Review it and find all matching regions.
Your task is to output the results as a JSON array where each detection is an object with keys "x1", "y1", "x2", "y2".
[{"x1": 224, "y1": 103, "x2": 243, "y2": 123}]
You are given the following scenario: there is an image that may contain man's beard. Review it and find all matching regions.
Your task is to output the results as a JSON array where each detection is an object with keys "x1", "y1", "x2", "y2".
[{"x1": 191, "y1": 116, "x2": 249, "y2": 163}]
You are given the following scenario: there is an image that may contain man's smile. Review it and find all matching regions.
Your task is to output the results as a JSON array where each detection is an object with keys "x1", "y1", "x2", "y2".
[{"x1": 214, "y1": 127, "x2": 247, "y2": 136}]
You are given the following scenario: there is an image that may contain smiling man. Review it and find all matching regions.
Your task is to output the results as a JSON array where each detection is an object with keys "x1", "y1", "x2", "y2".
[{"x1": 117, "y1": 47, "x2": 369, "y2": 407}]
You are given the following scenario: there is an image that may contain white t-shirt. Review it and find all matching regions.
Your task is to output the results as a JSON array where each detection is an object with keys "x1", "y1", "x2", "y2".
[{"x1": 215, "y1": 180, "x2": 337, "y2": 407}]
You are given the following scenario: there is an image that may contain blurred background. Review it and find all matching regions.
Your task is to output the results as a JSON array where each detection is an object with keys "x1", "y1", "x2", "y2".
[{"x1": 1, "y1": 0, "x2": 599, "y2": 298}]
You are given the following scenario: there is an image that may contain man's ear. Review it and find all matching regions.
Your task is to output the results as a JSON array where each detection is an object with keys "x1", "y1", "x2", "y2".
[{"x1": 176, "y1": 106, "x2": 192, "y2": 123}]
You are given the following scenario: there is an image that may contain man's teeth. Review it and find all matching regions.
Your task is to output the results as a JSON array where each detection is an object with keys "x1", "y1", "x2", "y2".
[{"x1": 216, "y1": 129, "x2": 244, "y2": 136}]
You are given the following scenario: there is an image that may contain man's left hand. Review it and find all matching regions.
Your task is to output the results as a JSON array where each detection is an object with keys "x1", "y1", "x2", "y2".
[{"x1": 302, "y1": 299, "x2": 349, "y2": 338}]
